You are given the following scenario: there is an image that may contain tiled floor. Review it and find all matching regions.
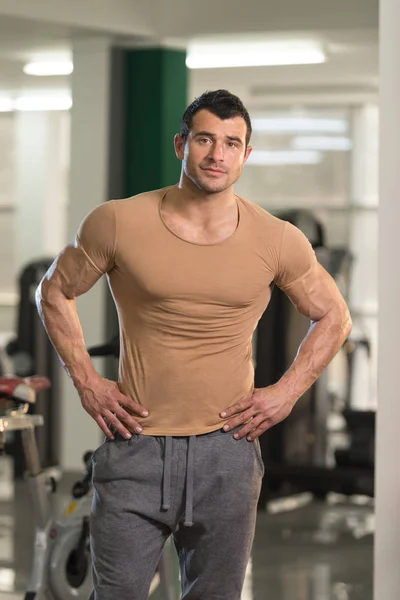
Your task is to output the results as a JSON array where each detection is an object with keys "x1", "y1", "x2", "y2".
[
  {"x1": 250, "y1": 497, "x2": 373, "y2": 599},
  {"x1": 0, "y1": 458, "x2": 373, "y2": 600}
]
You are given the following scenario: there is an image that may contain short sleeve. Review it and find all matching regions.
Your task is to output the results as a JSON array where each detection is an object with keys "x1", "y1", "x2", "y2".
[
  {"x1": 274, "y1": 221, "x2": 317, "y2": 290},
  {"x1": 75, "y1": 201, "x2": 116, "y2": 275}
]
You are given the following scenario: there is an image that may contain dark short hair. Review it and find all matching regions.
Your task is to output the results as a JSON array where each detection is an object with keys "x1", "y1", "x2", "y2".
[{"x1": 180, "y1": 89, "x2": 252, "y2": 146}]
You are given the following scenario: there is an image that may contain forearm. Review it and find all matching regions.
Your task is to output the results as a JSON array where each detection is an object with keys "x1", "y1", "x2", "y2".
[
  {"x1": 36, "y1": 280, "x2": 98, "y2": 391},
  {"x1": 276, "y1": 306, "x2": 352, "y2": 406}
]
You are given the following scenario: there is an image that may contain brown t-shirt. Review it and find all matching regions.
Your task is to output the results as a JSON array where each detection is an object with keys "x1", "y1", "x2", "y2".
[{"x1": 74, "y1": 187, "x2": 317, "y2": 435}]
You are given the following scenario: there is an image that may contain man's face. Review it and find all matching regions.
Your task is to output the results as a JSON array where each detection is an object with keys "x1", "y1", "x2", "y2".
[{"x1": 175, "y1": 109, "x2": 252, "y2": 194}]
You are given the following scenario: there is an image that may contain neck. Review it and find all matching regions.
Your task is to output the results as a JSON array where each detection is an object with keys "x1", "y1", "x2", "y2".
[{"x1": 170, "y1": 173, "x2": 236, "y2": 217}]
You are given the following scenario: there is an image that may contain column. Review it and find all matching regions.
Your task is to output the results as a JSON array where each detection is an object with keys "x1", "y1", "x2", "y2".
[
  {"x1": 14, "y1": 111, "x2": 69, "y2": 270},
  {"x1": 348, "y1": 106, "x2": 379, "y2": 411},
  {"x1": 61, "y1": 37, "x2": 112, "y2": 471},
  {"x1": 374, "y1": 1, "x2": 400, "y2": 598},
  {"x1": 124, "y1": 47, "x2": 187, "y2": 195}
]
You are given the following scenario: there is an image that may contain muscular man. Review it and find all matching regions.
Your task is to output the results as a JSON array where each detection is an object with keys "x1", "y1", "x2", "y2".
[{"x1": 36, "y1": 89, "x2": 352, "y2": 599}]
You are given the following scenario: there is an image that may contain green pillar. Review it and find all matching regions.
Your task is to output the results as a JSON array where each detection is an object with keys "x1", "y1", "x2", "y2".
[{"x1": 125, "y1": 48, "x2": 188, "y2": 196}]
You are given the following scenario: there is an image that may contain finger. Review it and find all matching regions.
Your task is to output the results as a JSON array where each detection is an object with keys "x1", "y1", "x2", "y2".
[
  {"x1": 247, "y1": 422, "x2": 271, "y2": 441},
  {"x1": 118, "y1": 394, "x2": 149, "y2": 418},
  {"x1": 114, "y1": 406, "x2": 143, "y2": 434},
  {"x1": 234, "y1": 416, "x2": 267, "y2": 440},
  {"x1": 220, "y1": 397, "x2": 253, "y2": 419},
  {"x1": 223, "y1": 407, "x2": 255, "y2": 433},
  {"x1": 95, "y1": 415, "x2": 115, "y2": 439},
  {"x1": 104, "y1": 410, "x2": 136, "y2": 439},
  {"x1": 232, "y1": 416, "x2": 264, "y2": 440}
]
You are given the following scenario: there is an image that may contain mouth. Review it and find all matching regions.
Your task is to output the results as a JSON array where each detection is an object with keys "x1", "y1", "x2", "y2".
[{"x1": 201, "y1": 167, "x2": 226, "y2": 175}]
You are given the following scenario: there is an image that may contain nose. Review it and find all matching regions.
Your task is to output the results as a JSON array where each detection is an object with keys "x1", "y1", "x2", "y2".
[{"x1": 208, "y1": 142, "x2": 224, "y2": 162}]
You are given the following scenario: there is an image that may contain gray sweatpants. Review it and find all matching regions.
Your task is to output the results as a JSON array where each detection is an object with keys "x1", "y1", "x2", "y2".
[{"x1": 89, "y1": 427, "x2": 264, "y2": 599}]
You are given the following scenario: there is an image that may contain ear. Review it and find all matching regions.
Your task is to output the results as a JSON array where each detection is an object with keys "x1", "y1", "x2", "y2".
[
  {"x1": 243, "y1": 145, "x2": 253, "y2": 164},
  {"x1": 174, "y1": 134, "x2": 185, "y2": 160}
]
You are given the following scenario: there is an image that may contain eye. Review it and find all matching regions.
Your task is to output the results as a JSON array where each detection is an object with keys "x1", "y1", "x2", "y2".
[
  {"x1": 228, "y1": 142, "x2": 238, "y2": 148},
  {"x1": 198, "y1": 138, "x2": 211, "y2": 144}
]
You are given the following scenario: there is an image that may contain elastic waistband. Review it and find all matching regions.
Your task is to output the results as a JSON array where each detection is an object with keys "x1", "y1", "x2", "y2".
[{"x1": 149, "y1": 426, "x2": 228, "y2": 441}]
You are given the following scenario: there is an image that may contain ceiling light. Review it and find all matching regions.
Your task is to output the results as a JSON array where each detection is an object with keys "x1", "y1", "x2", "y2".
[
  {"x1": 14, "y1": 96, "x2": 72, "y2": 111},
  {"x1": 186, "y1": 41, "x2": 326, "y2": 69},
  {"x1": 23, "y1": 61, "x2": 73, "y2": 76},
  {"x1": 251, "y1": 117, "x2": 348, "y2": 134},
  {"x1": 247, "y1": 150, "x2": 322, "y2": 166},
  {"x1": 0, "y1": 98, "x2": 13, "y2": 112},
  {"x1": 291, "y1": 136, "x2": 353, "y2": 151}
]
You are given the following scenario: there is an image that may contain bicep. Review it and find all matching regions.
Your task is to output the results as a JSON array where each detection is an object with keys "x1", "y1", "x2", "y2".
[
  {"x1": 281, "y1": 262, "x2": 348, "y2": 322},
  {"x1": 40, "y1": 242, "x2": 104, "y2": 301}
]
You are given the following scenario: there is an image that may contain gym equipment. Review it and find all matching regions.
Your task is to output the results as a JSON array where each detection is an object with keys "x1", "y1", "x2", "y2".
[
  {"x1": 334, "y1": 338, "x2": 375, "y2": 472},
  {"x1": 0, "y1": 374, "x2": 177, "y2": 600},
  {"x1": 0, "y1": 375, "x2": 93, "y2": 600},
  {"x1": 6, "y1": 259, "x2": 55, "y2": 378},
  {"x1": 4, "y1": 259, "x2": 61, "y2": 478}
]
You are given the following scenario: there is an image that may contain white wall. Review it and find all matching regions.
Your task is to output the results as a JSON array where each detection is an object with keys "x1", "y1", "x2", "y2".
[
  {"x1": 0, "y1": 111, "x2": 70, "y2": 338},
  {"x1": 0, "y1": 113, "x2": 16, "y2": 335},
  {"x1": 347, "y1": 104, "x2": 378, "y2": 410},
  {"x1": 14, "y1": 111, "x2": 69, "y2": 269}
]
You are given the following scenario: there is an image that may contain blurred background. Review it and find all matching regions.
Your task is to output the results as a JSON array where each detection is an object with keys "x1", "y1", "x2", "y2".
[{"x1": 0, "y1": 1, "x2": 384, "y2": 599}]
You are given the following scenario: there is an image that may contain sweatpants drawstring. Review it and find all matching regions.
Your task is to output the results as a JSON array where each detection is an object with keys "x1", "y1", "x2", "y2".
[
  {"x1": 162, "y1": 436, "x2": 173, "y2": 511},
  {"x1": 184, "y1": 436, "x2": 196, "y2": 527},
  {"x1": 161, "y1": 435, "x2": 196, "y2": 527}
]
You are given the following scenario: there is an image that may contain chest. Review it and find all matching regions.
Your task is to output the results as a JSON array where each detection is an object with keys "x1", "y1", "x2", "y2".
[{"x1": 112, "y1": 238, "x2": 275, "y2": 310}]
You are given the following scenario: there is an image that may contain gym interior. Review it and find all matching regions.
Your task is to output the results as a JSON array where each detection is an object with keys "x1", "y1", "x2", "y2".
[{"x1": 0, "y1": 1, "x2": 398, "y2": 599}]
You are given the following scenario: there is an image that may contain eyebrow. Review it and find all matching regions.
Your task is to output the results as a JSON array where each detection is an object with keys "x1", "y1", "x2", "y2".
[{"x1": 193, "y1": 131, "x2": 244, "y2": 145}]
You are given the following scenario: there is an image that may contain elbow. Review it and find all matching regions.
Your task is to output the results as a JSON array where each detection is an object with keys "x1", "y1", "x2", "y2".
[
  {"x1": 342, "y1": 306, "x2": 353, "y2": 340},
  {"x1": 35, "y1": 272, "x2": 66, "y2": 314},
  {"x1": 35, "y1": 278, "x2": 46, "y2": 313},
  {"x1": 35, "y1": 274, "x2": 54, "y2": 308},
  {"x1": 35, "y1": 280, "x2": 56, "y2": 320},
  {"x1": 327, "y1": 302, "x2": 352, "y2": 342}
]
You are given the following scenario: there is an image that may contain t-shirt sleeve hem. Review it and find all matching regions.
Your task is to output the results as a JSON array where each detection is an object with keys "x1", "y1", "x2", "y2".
[{"x1": 76, "y1": 236, "x2": 104, "y2": 275}]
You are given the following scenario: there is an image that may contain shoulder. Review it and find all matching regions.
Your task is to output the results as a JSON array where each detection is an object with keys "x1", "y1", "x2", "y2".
[
  {"x1": 237, "y1": 195, "x2": 287, "y2": 243},
  {"x1": 238, "y1": 195, "x2": 284, "y2": 225},
  {"x1": 77, "y1": 188, "x2": 167, "y2": 245},
  {"x1": 238, "y1": 195, "x2": 315, "y2": 248},
  {"x1": 112, "y1": 187, "x2": 167, "y2": 217},
  {"x1": 80, "y1": 199, "x2": 115, "y2": 221},
  {"x1": 80, "y1": 187, "x2": 167, "y2": 224},
  {"x1": 77, "y1": 200, "x2": 115, "y2": 242}
]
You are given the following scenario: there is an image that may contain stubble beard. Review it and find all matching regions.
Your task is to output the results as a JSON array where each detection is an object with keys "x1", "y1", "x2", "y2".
[{"x1": 186, "y1": 162, "x2": 233, "y2": 195}]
